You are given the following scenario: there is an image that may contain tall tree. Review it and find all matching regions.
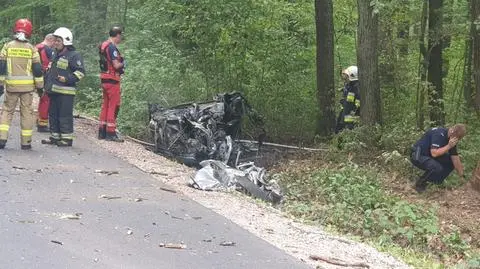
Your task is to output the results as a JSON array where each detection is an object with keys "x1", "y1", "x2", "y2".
[
  {"x1": 357, "y1": 0, "x2": 382, "y2": 125},
  {"x1": 428, "y1": 0, "x2": 445, "y2": 125},
  {"x1": 473, "y1": 0, "x2": 480, "y2": 111},
  {"x1": 417, "y1": 0, "x2": 429, "y2": 129},
  {"x1": 315, "y1": 0, "x2": 335, "y2": 136},
  {"x1": 463, "y1": 0, "x2": 474, "y2": 110}
]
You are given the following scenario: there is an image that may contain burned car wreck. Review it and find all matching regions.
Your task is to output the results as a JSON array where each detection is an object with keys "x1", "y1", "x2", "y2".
[{"x1": 148, "y1": 92, "x2": 282, "y2": 204}]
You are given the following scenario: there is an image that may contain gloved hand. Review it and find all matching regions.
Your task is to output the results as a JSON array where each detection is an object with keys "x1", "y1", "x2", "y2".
[
  {"x1": 0, "y1": 85, "x2": 4, "y2": 97},
  {"x1": 37, "y1": 88, "x2": 44, "y2": 97}
]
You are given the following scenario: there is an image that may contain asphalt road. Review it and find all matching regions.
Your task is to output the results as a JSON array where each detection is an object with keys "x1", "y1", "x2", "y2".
[{"x1": 0, "y1": 115, "x2": 310, "y2": 269}]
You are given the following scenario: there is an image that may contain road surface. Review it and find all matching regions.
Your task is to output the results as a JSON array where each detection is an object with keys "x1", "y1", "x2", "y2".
[{"x1": 0, "y1": 115, "x2": 311, "y2": 269}]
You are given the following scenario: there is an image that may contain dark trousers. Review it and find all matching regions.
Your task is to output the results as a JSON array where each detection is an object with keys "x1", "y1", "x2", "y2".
[
  {"x1": 48, "y1": 93, "x2": 74, "y2": 140},
  {"x1": 335, "y1": 110, "x2": 355, "y2": 134},
  {"x1": 410, "y1": 152, "x2": 454, "y2": 184}
]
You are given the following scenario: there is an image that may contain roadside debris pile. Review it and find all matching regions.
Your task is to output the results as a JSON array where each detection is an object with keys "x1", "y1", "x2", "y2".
[
  {"x1": 190, "y1": 160, "x2": 282, "y2": 204},
  {"x1": 148, "y1": 92, "x2": 282, "y2": 203}
]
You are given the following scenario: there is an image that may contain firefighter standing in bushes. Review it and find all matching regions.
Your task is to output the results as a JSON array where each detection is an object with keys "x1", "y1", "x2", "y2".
[
  {"x1": 335, "y1": 65, "x2": 360, "y2": 134},
  {"x1": 36, "y1": 33, "x2": 56, "y2": 132},
  {"x1": 41, "y1": 27, "x2": 85, "y2": 147},
  {"x1": 98, "y1": 26, "x2": 125, "y2": 142},
  {"x1": 0, "y1": 19, "x2": 44, "y2": 150}
]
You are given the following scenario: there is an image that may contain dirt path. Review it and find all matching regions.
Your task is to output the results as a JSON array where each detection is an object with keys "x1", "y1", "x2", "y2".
[{"x1": 75, "y1": 118, "x2": 410, "y2": 269}]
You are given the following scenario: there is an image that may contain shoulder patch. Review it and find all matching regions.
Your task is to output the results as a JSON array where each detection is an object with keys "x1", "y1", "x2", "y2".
[{"x1": 113, "y1": 50, "x2": 118, "y2": 57}]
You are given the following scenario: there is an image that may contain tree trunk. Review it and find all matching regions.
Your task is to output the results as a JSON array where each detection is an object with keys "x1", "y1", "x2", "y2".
[
  {"x1": 428, "y1": 0, "x2": 445, "y2": 125},
  {"x1": 473, "y1": 0, "x2": 480, "y2": 110},
  {"x1": 417, "y1": 0, "x2": 429, "y2": 130},
  {"x1": 463, "y1": 0, "x2": 474, "y2": 110},
  {"x1": 357, "y1": 0, "x2": 382, "y2": 125},
  {"x1": 314, "y1": 0, "x2": 336, "y2": 137}
]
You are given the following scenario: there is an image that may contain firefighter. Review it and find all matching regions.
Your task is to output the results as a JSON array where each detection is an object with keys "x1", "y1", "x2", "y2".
[
  {"x1": 335, "y1": 65, "x2": 360, "y2": 134},
  {"x1": 41, "y1": 27, "x2": 85, "y2": 147},
  {"x1": 0, "y1": 19, "x2": 44, "y2": 150},
  {"x1": 98, "y1": 26, "x2": 125, "y2": 142},
  {"x1": 410, "y1": 124, "x2": 466, "y2": 193},
  {"x1": 36, "y1": 33, "x2": 55, "y2": 132}
]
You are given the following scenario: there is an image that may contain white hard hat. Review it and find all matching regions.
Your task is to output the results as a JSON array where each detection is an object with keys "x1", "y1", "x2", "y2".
[
  {"x1": 53, "y1": 27, "x2": 73, "y2": 46},
  {"x1": 342, "y1": 65, "x2": 358, "y2": 81}
]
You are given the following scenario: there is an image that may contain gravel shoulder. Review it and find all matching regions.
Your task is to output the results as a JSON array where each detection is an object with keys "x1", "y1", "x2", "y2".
[{"x1": 76, "y1": 118, "x2": 411, "y2": 269}]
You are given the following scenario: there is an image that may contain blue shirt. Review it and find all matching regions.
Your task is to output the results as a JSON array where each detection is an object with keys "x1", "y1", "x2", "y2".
[
  {"x1": 107, "y1": 43, "x2": 120, "y2": 61},
  {"x1": 414, "y1": 127, "x2": 458, "y2": 161}
]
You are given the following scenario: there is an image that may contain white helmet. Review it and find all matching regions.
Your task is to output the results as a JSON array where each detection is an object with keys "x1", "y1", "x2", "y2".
[
  {"x1": 53, "y1": 27, "x2": 73, "y2": 46},
  {"x1": 342, "y1": 65, "x2": 358, "y2": 81}
]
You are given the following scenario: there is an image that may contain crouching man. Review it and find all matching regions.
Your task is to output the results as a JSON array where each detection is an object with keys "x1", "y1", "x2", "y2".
[{"x1": 410, "y1": 124, "x2": 466, "y2": 193}]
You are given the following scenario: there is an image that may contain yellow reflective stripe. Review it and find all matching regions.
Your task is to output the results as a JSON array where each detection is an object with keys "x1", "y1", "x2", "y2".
[
  {"x1": 51, "y1": 133, "x2": 61, "y2": 139},
  {"x1": 0, "y1": 76, "x2": 5, "y2": 82},
  {"x1": 346, "y1": 92, "x2": 355, "y2": 102},
  {"x1": 7, "y1": 58, "x2": 12, "y2": 75},
  {"x1": 34, "y1": 77, "x2": 44, "y2": 83},
  {"x1": 7, "y1": 48, "x2": 33, "y2": 58},
  {"x1": 344, "y1": 115, "x2": 359, "y2": 123},
  {"x1": 0, "y1": 124, "x2": 10, "y2": 132},
  {"x1": 21, "y1": 130, "x2": 33, "y2": 136},
  {"x1": 26, "y1": 59, "x2": 32, "y2": 76},
  {"x1": 355, "y1": 100, "x2": 360, "y2": 108},
  {"x1": 6, "y1": 79, "x2": 34, "y2": 85},
  {"x1": 73, "y1": 71, "x2": 85, "y2": 80},
  {"x1": 61, "y1": 133, "x2": 75, "y2": 139},
  {"x1": 52, "y1": 85, "x2": 76, "y2": 95}
]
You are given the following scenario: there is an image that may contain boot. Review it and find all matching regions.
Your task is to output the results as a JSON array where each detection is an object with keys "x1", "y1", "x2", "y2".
[
  {"x1": 105, "y1": 132, "x2": 124, "y2": 143},
  {"x1": 57, "y1": 139, "x2": 73, "y2": 147},
  {"x1": 37, "y1": 126, "x2": 49, "y2": 133},
  {"x1": 98, "y1": 125, "x2": 106, "y2": 140},
  {"x1": 415, "y1": 176, "x2": 428, "y2": 193},
  {"x1": 21, "y1": 144, "x2": 32, "y2": 150},
  {"x1": 41, "y1": 137, "x2": 58, "y2": 145},
  {"x1": 0, "y1": 139, "x2": 6, "y2": 149}
]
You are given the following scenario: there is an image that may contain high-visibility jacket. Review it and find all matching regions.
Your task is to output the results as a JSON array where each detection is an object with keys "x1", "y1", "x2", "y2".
[
  {"x1": 45, "y1": 46, "x2": 85, "y2": 95},
  {"x1": 0, "y1": 40, "x2": 43, "y2": 92},
  {"x1": 341, "y1": 81, "x2": 360, "y2": 123},
  {"x1": 99, "y1": 40, "x2": 123, "y2": 82}
]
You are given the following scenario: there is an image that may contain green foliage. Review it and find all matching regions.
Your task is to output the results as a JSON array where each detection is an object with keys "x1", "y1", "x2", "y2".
[{"x1": 280, "y1": 164, "x2": 470, "y2": 263}]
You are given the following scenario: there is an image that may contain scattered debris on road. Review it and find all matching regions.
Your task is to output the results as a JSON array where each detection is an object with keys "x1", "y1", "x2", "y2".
[
  {"x1": 99, "y1": 194, "x2": 122, "y2": 200},
  {"x1": 12, "y1": 166, "x2": 27, "y2": 170},
  {"x1": 309, "y1": 255, "x2": 370, "y2": 268},
  {"x1": 51, "y1": 240, "x2": 63, "y2": 245},
  {"x1": 159, "y1": 243, "x2": 187, "y2": 249},
  {"x1": 150, "y1": 171, "x2": 168, "y2": 176},
  {"x1": 59, "y1": 213, "x2": 82, "y2": 220},
  {"x1": 127, "y1": 228, "x2": 133, "y2": 235},
  {"x1": 220, "y1": 241, "x2": 236, "y2": 247},
  {"x1": 158, "y1": 186, "x2": 177, "y2": 193},
  {"x1": 95, "y1": 169, "x2": 119, "y2": 175}
]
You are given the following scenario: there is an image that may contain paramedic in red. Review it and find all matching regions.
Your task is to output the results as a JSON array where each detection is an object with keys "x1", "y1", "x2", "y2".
[
  {"x1": 98, "y1": 26, "x2": 124, "y2": 142},
  {"x1": 36, "y1": 33, "x2": 55, "y2": 132}
]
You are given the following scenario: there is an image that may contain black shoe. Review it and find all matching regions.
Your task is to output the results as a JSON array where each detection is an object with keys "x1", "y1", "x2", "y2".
[
  {"x1": 0, "y1": 140, "x2": 6, "y2": 149},
  {"x1": 41, "y1": 137, "x2": 58, "y2": 145},
  {"x1": 98, "y1": 128, "x2": 106, "y2": 140},
  {"x1": 21, "y1": 144, "x2": 32, "y2": 150},
  {"x1": 415, "y1": 177, "x2": 428, "y2": 193},
  {"x1": 105, "y1": 133, "x2": 124, "y2": 143},
  {"x1": 37, "y1": 126, "x2": 49, "y2": 133},
  {"x1": 57, "y1": 140, "x2": 73, "y2": 147}
]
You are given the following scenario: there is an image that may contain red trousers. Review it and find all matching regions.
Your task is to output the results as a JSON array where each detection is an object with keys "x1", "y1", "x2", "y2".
[
  {"x1": 99, "y1": 82, "x2": 121, "y2": 133},
  {"x1": 37, "y1": 93, "x2": 50, "y2": 127}
]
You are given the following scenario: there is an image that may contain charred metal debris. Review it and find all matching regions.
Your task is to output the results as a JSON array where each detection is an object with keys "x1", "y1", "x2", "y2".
[{"x1": 148, "y1": 92, "x2": 282, "y2": 204}]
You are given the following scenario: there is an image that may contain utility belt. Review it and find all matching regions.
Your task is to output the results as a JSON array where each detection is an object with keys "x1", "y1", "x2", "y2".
[{"x1": 101, "y1": 78, "x2": 120, "y2": 84}]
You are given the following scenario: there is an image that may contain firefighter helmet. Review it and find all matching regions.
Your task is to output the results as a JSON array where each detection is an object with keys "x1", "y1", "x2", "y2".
[
  {"x1": 53, "y1": 27, "x2": 73, "y2": 46},
  {"x1": 14, "y1": 19, "x2": 33, "y2": 38},
  {"x1": 342, "y1": 66, "x2": 358, "y2": 81}
]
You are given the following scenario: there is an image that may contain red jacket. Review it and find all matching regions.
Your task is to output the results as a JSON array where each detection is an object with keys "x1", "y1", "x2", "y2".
[
  {"x1": 99, "y1": 40, "x2": 123, "y2": 82},
  {"x1": 35, "y1": 43, "x2": 51, "y2": 72}
]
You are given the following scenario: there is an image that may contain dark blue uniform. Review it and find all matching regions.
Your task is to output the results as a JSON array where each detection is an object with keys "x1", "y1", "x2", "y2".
[
  {"x1": 410, "y1": 127, "x2": 457, "y2": 184},
  {"x1": 335, "y1": 81, "x2": 360, "y2": 134}
]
